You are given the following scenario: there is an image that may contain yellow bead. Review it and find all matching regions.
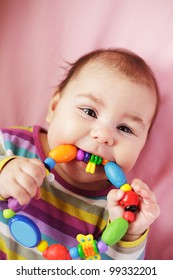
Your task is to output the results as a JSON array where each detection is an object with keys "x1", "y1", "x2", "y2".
[
  {"x1": 3, "y1": 209, "x2": 16, "y2": 219},
  {"x1": 86, "y1": 162, "x2": 96, "y2": 174},
  {"x1": 46, "y1": 168, "x2": 49, "y2": 176},
  {"x1": 37, "y1": 240, "x2": 49, "y2": 252},
  {"x1": 120, "y1": 184, "x2": 132, "y2": 192}
]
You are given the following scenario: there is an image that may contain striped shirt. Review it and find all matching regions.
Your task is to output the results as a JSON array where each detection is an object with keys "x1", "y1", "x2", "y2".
[{"x1": 0, "y1": 126, "x2": 147, "y2": 260}]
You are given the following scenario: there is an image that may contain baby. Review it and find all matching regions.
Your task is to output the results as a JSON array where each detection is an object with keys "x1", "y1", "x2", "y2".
[{"x1": 0, "y1": 48, "x2": 160, "y2": 260}]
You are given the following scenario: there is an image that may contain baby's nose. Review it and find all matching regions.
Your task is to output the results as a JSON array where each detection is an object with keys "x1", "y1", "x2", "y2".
[{"x1": 90, "y1": 124, "x2": 114, "y2": 146}]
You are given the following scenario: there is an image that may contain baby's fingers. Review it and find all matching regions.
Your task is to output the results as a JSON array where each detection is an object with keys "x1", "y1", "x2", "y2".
[
  {"x1": 131, "y1": 179, "x2": 157, "y2": 204},
  {"x1": 107, "y1": 189, "x2": 124, "y2": 208},
  {"x1": 15, "y1": 171, "x2": 39, "y2": 198},
  {"x1": 107, "y1": 189, "x2": 124, "y2": 221},
  {"x1": 144, "y1": 202, "x2": 160, "y2": 220},
  {"x1": 131, "y1": 179, "x2": 160, "y2": 222},
  {"x1": 20, "y1": 159, "x2": 46, "y2": 186},
  {"x1": 8, "y1": 180, "x2": 31, "y2": 205}
]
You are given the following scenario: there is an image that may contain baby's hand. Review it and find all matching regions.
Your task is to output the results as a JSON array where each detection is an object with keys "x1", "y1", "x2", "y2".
[
  {"x1": 0, "y1": 157, "x2": 46, "y2": 205},
  {"x1": 107, "y1": 179, "x2": 160, "y2": 241}
]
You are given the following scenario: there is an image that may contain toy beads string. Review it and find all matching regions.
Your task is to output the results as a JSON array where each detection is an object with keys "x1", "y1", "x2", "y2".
[{"x1": 2, "y1": 144, "x2": 139, "y2": 260}]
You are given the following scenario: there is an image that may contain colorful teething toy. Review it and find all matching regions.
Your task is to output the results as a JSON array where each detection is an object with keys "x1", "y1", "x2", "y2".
[{"x1": 2, "y1": 144, "x2": 139, "y2": 260}]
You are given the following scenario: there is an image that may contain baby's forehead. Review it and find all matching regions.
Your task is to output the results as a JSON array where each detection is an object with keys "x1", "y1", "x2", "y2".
[
  {"x1": 76, "y1": 60, "x2": 157, "y2": 95},
  {"x1": 73, "y1": 60, "x2": 157, "y2": 111},
  {"x1": 74, "y1": 60, "x2": 123, "y2": 79}
]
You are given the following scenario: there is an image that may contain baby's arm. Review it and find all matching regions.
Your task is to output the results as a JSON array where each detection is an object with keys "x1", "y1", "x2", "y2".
[
  {"x1": 0, "y1": 157, "x2": 46, "y2": 205},
  {"x1": 107, "y1": 179, "x2": 160, "y2": 241}
]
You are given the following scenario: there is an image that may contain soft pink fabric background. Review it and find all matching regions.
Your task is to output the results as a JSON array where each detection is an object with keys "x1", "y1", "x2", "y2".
[{"x1": 0, "y1": 0, "x2": 173, "y2": 260}]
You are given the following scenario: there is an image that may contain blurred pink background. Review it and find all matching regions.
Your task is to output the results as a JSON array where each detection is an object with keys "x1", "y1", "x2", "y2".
[{"x1": 0, "y1": 0, "x2": 173, "y2": 259}]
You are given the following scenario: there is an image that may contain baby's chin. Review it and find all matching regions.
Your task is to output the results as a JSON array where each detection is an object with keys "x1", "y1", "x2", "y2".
[{"x1": 57, "y1": 160, "x2": 107, "y2": 188}]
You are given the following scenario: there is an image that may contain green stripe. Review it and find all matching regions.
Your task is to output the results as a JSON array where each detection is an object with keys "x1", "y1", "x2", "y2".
[{"x1": 4, "y1": 141, "x2": 37, "y2": 158}]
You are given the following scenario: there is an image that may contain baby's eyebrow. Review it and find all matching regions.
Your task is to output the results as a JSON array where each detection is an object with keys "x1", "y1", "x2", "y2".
[
  {"x1": 124, "y1": 113, "x2": 145, "y2": 127},
  {"x1": 77, "y1": 93, "x2": 104, "y2": 106}
]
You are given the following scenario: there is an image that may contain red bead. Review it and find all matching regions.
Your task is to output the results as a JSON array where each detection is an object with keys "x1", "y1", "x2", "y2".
[
  {"x1": 119, "y1": 191, "x2": 139, "y2": 208},
  {"x1": 123, "y1": 211, "x2": 135, "y2": 222},
  {"x1": 43, "y1": 244, "x2": 71, "y2": 260}
]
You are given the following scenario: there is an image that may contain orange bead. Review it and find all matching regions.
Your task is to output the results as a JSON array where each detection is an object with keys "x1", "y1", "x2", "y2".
[
  {"x1": 102, "y1": 159, "x2": 109, "y2": 165},
  {"x1": 49, "y1": 144, "x2": 77, "y2": 163}
]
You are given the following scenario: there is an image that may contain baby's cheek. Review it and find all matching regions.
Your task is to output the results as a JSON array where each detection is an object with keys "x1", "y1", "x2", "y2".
[{"x1": 121, "y1": 155, "x2": 139, "y2": 173}]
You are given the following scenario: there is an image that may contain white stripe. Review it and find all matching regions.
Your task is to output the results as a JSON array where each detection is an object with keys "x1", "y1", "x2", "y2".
[
  {"x1": 106, "y1": 243, "x2": 146, "y2": 260},
  {"x1": 0, "y1": 221, "x2": 12, "y2": 239},
  {"x1": 0, "y1": 131, "x2": 6, "y2": 155},
  {"x1": 52, "y1": 180, "x2": 108, "y2": 209}
]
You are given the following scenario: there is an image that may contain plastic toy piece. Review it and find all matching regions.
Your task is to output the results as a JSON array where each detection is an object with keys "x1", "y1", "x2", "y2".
[
  {"x1": 69, "y1": 234, "x2": 108, "y2": 260},
  {"x1": 48, "y1": 144, "x2": 77, "y2": 163},
  {"x1": 101, "y1": 217, "x2": 128, "y2": 246},
  {"x1": 97, "y1": 240, "x2": 108, "y2": 253},
  {"x1": 43, "y1": 244, "x2": 72, "y2": 260},
  {"x1": 77, "y1": 234, "x2": 100, "y2": 260},
  {"x1": 8, "y1": 197, "x2": 30, "y2": 212},
  {"x1": 3, "y1": 209, "x2": 15, "y2": 219},
  {"x1": 37, "y1": 240, "x2": 49, "y2": 252},
  {"x1": 85, "y1": 154, "x2": 103, "y2": 174},
  {"x1": 119, "y1": 191, "x2": 140, "y2": 222},
  {"x1": 104, "y1": 161, "x2": 127, "y2": 188},
  {"x1": 119, "y1": 191, "x2": 140, "y2": 209},
  {"x1": 76, "y1": 149, "x2": 85, "y2": 160},
  {"x1": 44, "y1": 157, "x2": 56, "y2": 170},
  {"x1": 9, "y1": 214, "x2": 41, "y2": 248},
  {"x1": 69, "y1": 234, "x2": 101, "y2": 260},
  {"x1": 120, "y1": 184, "x2": 132, "y2": 192},
  {"x1": 86, "y1": 161, "x2": 96, "y2": 174},
  {"x1": 83, "y1": 152, "x2": 91, "y2": 163}
]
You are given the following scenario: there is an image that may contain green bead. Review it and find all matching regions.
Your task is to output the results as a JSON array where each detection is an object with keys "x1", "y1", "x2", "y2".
[
  {"x1": 97, "y1": 157, "x2": 102, "y2": 165},
  {"x1": 3, "y1": 209, "x2": 16, "y2": 219},
  {"x1": 90, "y1": 154, "x2": 95, "y2": 162},
  {"x1": 101, "y1": 217, "x2": 128, "y2": 246},
  {"x1": 93, "y1": 156, "x2": 99, "y2": 164},
  {"x1": 77, "y1": 244, "x2": 85, "y2": 259}
]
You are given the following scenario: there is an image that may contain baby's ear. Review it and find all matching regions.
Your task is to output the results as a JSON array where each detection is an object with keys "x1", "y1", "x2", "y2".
[{"x1": 46, "y1": 93, "x2": 61, "y2": 123}]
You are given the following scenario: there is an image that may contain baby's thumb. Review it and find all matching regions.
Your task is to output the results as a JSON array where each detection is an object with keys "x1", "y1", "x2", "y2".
[
  {"x1": 34, "y1": 187, "x2": 41, "y2": 200},
  {"x1": 107, "y1": 189, "x2": 124, "y2": 207}
]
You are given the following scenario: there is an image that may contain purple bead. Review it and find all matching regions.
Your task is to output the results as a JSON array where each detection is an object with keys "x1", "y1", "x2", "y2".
[
  {"x1": 83, "y1": 152, "x2": 91, "y2": 163},
  {"x1": 76, "y1": 149, "x2": 85, "y2": 161},
  {"x1": 97, "y1": 240, "x2": 108, "y2": 253},
  {"x1": 8, "y1": 198, "x2": 30, "y2": 212}
]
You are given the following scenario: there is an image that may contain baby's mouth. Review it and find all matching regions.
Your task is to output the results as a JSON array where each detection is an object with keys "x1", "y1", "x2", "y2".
[{"x1": 47, "y1": 144, "x2": 109, "y2": 175}]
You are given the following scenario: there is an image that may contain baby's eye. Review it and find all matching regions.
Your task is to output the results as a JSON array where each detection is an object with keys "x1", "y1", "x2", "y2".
[
  {"x1": 117, "y1": 125, "x2": 133, "y2": 134},
  {"x1": 82, "y1": 108, "x2": 97, "y2": 118}
]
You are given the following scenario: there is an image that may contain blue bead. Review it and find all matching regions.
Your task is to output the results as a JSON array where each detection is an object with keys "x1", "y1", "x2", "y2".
[
  {"x1": 8, "y1": 214, "x2": 41, "y2": 248},
  {"x1": 69, "y1": 247, "x2": 79, "y2": 259},
  {"x1": 83, "y1": 152, "x2": 91, "y2": 163},
  {"x1": 44, "y1": 157, "x2": 56, "y2": 169},
  {"x1": 104, "y1": 162, "x2": 127, "y2": 188}
]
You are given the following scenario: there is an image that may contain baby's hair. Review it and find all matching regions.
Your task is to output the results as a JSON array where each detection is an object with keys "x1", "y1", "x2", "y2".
[{"x1": 56, "y1": 48, "x2": 159, "y2": 123}]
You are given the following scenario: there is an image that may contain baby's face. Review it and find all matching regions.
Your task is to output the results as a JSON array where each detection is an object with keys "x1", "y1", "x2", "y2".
[{"x1": 46, "y1": 62, "x2": 157, "y2": 188}]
